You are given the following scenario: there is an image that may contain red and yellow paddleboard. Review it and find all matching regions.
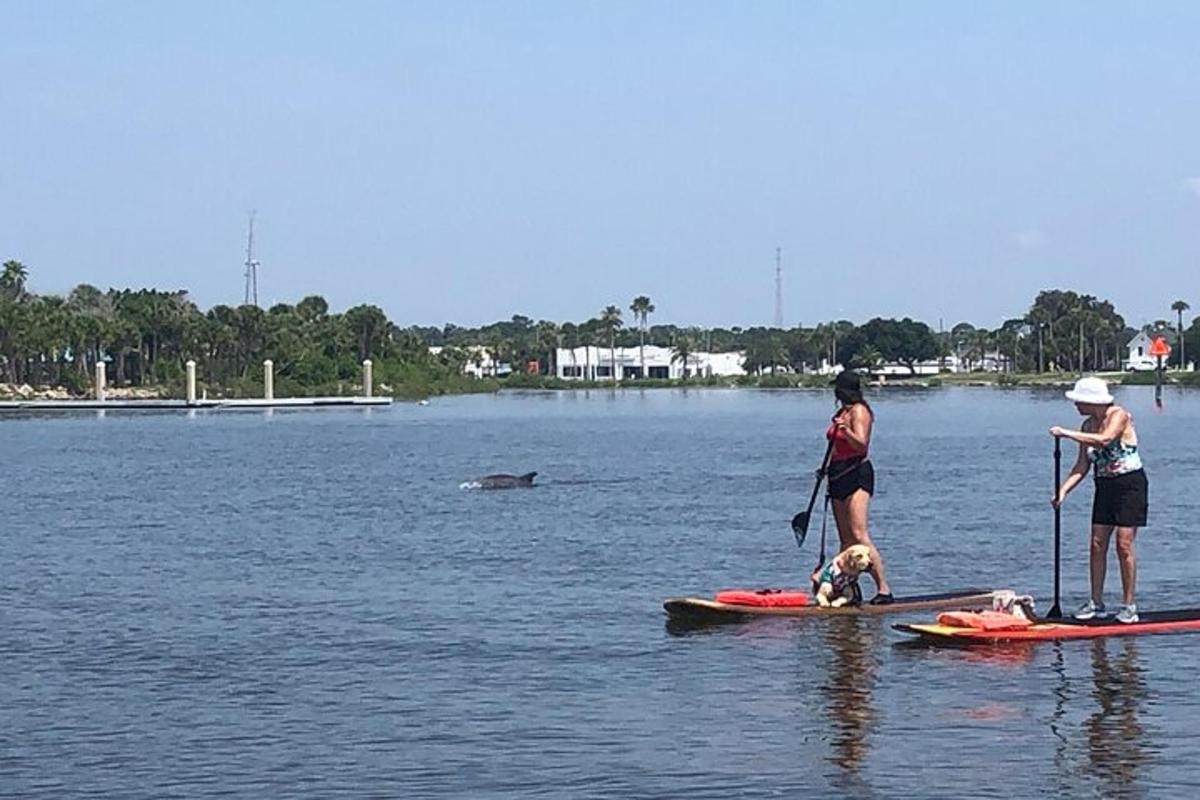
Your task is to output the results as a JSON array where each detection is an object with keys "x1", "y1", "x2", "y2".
[{"x1": 896, "y1": 609, "x2": 1200, "y2": 642}]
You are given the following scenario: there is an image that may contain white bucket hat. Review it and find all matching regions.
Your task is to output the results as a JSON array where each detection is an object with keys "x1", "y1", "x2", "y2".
[{"x1": 1065, "y1": 376, "x2": 1114, "y2": 405}]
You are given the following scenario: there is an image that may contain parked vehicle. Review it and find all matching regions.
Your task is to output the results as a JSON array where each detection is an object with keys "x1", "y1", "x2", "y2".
[{"x1": 1122, "y1": 355, "x2": 1159, "y2": 372}]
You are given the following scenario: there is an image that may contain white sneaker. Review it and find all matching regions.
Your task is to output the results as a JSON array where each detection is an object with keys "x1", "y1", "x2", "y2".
[
  {"x1": 1115, "y1": 604, "x2": 1139, "y2": 624},
  {"x1": 1074, "y1": 600, "x2": 1107, "y2": 620}
]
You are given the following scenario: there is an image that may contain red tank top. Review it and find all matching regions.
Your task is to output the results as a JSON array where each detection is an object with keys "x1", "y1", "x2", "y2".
[{"x1": 826, "y1": 407, "x2": 869, "y2": 461}]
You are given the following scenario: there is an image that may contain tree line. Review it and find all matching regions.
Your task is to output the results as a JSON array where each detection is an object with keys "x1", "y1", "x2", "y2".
[
  {"x1": 0, "y1": 260, "x2": 461, "y2": 395},
  {"x1": 417, "y1": 289, "x2": 1197, "y2": 377},
  {"x1": 1, "y1": 259, "x2": 1196, "y2": 394}
]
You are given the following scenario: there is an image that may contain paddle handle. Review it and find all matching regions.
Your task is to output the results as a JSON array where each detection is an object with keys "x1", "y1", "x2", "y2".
[
  {"x1": 804, "y1": 439, "x2": 836, "y2": 515},
  {"x1": 1050, "y1": 436, "x2": 1062, "y2": 619}
]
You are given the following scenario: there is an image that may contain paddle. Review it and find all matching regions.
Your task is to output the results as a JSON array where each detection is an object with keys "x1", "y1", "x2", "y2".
[
  {"x1": 810, "y1": 495, "x2": 831, "y2": 596},
  {"x1": 791, "y1": 439, "x2": 836, "y2": 548},
  {"x1": 1049, "y1": 436, "x2": 1063, "y2": 619}
]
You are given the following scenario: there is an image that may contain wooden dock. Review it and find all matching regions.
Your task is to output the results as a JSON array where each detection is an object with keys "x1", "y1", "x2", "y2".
[
  {"x1": 0, "y1": 397, "x2": 392, "y2": 412},
  {"x1": 0, "y1": 359, "x2": 392, "y2": 413}
]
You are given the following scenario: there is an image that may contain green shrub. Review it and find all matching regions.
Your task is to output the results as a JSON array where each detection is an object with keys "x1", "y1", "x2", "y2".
[
  {"x1": 1173, "y1": 371, "x2": 1200, "y2": 387},
  {"x1": 1121, "y1": 371, "x2": 1164, "y2": 386},
  {"x1": 58, "y1": 369, "x2": 91, "y2": 396}
]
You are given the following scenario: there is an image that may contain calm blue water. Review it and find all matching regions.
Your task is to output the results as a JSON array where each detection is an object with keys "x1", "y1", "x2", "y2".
[{"x1": 4, "y1": 387, "x2": 1200, "y2": 798}]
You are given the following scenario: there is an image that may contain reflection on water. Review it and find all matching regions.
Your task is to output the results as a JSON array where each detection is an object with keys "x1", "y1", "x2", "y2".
[
  {"x1": 1085, "y1": 638, "x2": 1150, "y2": 800},
  {"x1": 1044, "y1": 637, "x2": 1151, "y2": 800},
  {"x1": 817, "y1": 618, "x2": 880, "y2": 781},
  {"x1": 1047, "y1": 642, "x2": 1073, "y2": 797}
]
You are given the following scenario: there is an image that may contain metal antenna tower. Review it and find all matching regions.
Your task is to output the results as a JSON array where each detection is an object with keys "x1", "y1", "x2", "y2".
[
  {"x1": 243, "y1": 211, "x2": 260, "y2": 307},
  {"x1": 773, "y1": 247, "x2": 783, "y2": 328}
]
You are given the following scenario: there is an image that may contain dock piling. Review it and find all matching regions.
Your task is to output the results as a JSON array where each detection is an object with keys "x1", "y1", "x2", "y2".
[
  {"x1": 363, "y1": 360, "x2": 373, "y2": 398},
  {"x1": 264, "y1": 360, "x2": 275, "y2": 400},
  {"x1": 95, "y1": 362, "x2": 106, "y2": 402},
  {"x1": 186, "y1": 360, "x2": 197, "y2": 405}
]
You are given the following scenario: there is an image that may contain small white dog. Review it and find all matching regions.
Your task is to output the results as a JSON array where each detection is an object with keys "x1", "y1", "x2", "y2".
[{"x1": 812, "y1": 544, "x2": 872, "y2": 607}]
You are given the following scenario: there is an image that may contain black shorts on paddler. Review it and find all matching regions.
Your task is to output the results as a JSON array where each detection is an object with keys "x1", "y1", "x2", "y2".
[
  {"x1": 1092, "y1": 469, "x2": 1148, "y2": 528},
  {"x1": 827, "y1": 457, "x2": 874, "y2": 501}
]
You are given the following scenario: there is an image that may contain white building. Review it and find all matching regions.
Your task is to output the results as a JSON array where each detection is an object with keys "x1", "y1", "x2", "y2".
[
  {"x1": 554, "y1": 346, "x2": 746, "y2": 380},
  {"x1": 1124, "y1": 331, "x2": 1160, "y2": 371}
]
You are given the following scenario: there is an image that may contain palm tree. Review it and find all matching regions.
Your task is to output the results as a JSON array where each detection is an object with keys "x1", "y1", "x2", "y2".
[
  {"x1": 630, "y1": 295, "x2": 654, "y2": 379},
  {"x1": 671, "y1": 328, "x2": 699, "y2": 380},
  {"x1": 814, "y1": 321, "x2": 840, "y2": 369},
  {"x1": 343, "y1": 304, "x2": 391, "y2": 362},
  {"x1": 31, "y1": 295, "x2": 70, "y2": 385},
  {"x1": 0, "y1": 260, "x2": 29, "y2": 302},
  {"x1": 968, "y1": 328, "x2": 992, "y2": 372},
  {"x1": 67, "y1": 284, "x2": 111, "y2": 376},
  {"x1": 559, "y1": 322, "x2": 580, "y2": 379},
  {"x1": 1172, "y1": 300, "x2": 1190, "y2": 369},
  {"x1": 1024, "y1": 305, "x2": 1053, "y2": 373},
  {"x1": 850, "y1": 344, "x2": 883, "y2": 373},
  {"x1": 600, "y1": 305, "x2": 623, "y2": 384},
  {"x1": 535, "y1": 320, "x2": 560, "y2": 376},
  {"x1": 950, "y1": 322, "x2": 976, "y2": 370}
]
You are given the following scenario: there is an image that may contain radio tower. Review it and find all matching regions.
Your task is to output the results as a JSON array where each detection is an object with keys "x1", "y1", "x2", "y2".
[
  {"x1": 243, "y1": 211, "x2": 260, "y2": 307},
  {"x1": 773, "y1": 247, "x2": 783, "y2": 328}
]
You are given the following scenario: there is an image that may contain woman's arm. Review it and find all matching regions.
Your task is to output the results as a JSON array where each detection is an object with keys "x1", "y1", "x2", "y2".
[
  {"x1": 1050, "y1": 408, "x2": 1128, "y2": 448},
  {"x1": 1053, "y1": 442, "x2": 1091, "y2": 507},
  {"x1": 836, "y1": 404, "x2": 872, "y2": 452}
]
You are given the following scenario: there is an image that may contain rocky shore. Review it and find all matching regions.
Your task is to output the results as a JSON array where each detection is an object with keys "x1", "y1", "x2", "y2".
[{"x1": 0, "y1": 384, "x2": 165, "y2": 401}]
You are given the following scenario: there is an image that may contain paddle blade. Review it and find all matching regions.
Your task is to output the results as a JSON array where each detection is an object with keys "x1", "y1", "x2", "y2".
[{"x1": 791, "y1": 511, "x2": 811, "y2": 547}]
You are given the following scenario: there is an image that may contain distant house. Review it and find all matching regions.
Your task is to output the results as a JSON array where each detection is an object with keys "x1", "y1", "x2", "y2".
[
  {"x1": 871, "y1": 360, "x2": 946, "y2": 376},
  {"x1": 428, "y1": 346, "x2": 511, "y2": 378},
  {"x1": 1124, "y1": 331, "x2": 1159, "y2": 371}
]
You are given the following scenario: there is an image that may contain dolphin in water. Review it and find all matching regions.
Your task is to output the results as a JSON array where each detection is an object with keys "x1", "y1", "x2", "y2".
[{"x1": 461, "y1": 471, "x2": 538, "y2": 490}]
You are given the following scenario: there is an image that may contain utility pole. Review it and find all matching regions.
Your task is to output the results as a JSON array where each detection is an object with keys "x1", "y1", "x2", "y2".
[
  {"x1": 773, "y1": 247, "x2": 783, "y2": 328},
  {"x1": 243, "y1": 211, "x2": 260, "y2": 307}
]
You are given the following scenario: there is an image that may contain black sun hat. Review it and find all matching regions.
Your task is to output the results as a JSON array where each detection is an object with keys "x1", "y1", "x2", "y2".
[{"x1": 831, "y1": 370, "x2": 861, "y2": 392}]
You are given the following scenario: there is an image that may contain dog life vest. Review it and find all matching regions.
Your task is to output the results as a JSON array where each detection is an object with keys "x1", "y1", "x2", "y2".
[{"x1": 816, "y1": 559, "x2": 858, "y2": 596}]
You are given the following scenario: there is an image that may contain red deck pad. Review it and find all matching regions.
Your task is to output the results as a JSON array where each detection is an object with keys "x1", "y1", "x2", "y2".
[{"x1": 714, "y1": 589, "x2": 811, "y2": 607}]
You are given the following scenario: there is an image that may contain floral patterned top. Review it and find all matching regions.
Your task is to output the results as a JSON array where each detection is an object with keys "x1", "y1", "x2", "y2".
[{"x1": 1088, "y1": 438, "x2": 1144, "y2": 478}]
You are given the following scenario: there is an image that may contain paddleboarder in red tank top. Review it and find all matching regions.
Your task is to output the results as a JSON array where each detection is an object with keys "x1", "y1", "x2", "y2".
[{"x1": 822, "y1": 370, "x2": 893, "y2": 603}]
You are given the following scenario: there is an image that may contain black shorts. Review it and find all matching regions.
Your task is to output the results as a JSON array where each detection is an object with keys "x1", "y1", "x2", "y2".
[
  {"x1": 1092, "y1": 469, "x2": 1148, "y2": 527},
  {"x1": 827, "y1": 458, "x2": 874, "y2": 501}
]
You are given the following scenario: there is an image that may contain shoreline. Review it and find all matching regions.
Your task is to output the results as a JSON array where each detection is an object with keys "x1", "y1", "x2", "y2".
[{"x1": 3, "y1": 371, "x2": 1195, "y2": 405}]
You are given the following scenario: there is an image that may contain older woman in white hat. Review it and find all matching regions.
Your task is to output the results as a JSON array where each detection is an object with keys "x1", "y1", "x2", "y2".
[{"x1": 1050, "y1": 376, "x2": 1147, "y2": 623}]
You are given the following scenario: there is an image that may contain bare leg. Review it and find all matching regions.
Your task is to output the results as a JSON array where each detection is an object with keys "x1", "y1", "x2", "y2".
[
  {"x1": 841, "y1": 489, "x2": 890, "y2": 595},
  {"x1": 830, "y1": 498, "x2": 854, "y2": 552},
  {"x1": 1114, "y1": 527, "x2": 1138, "y2": 606},
  {"x1": 1089, "y1": 525, "x2": 1114, "y2": 605}
]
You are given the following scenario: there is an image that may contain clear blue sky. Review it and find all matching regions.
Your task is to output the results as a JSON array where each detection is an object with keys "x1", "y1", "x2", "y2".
[{"x1": 4, "y1": 1, "x2": 1199, "y2": 330}]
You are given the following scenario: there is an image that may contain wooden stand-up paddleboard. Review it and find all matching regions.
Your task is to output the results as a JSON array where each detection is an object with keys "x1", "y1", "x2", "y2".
[
  {"x1": 664, "y1": 589, "x2": 996, "y2": 626},
  {"x1": 896, "y1": 610, "x2": 1200, "y2": 643}
]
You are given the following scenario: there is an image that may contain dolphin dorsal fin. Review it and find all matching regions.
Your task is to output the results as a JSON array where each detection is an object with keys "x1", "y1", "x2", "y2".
[{"x1": 519, "y1": 472, "x2": 538, "y2": 483}]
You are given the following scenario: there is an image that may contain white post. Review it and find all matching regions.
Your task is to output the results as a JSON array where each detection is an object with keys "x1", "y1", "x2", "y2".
[
  {"x1": 363, "y1": 360, "x2": 373, "y2": 398},
  {"x1": 264, "y1": 359, "x2": 274, "y2": 400},
  {"x1": 186, "y1": 360, "x2": 197, "y2": 405},
  {"x1": 95, "y1": 362, "x2": 107, "y2": 402}
]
